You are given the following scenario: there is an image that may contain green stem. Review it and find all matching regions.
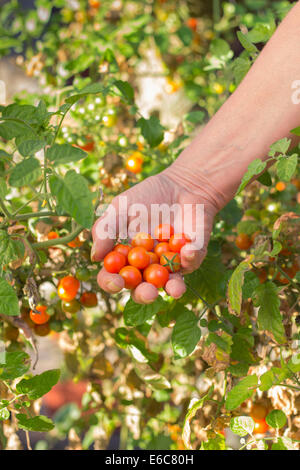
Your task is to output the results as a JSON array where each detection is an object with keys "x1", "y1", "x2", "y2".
[{"x1": 32, "y1": 225, "x2": 84, "y2": 249}]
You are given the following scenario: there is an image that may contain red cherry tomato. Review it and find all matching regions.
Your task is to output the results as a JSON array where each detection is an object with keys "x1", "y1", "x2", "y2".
[
  {"x1": 30, "y1": 305, "x2": 50, "y2": 325},
  {"x1": 132, "y1": 232, "x2": 154, "y2": 251},
  {"x1": 80, "y1": 292, "x2": 98, "y2": 308},
  {"x1": 154, "y1": 242, "x2": 170, "y2": 258},
  {"x1": 104, "y1": 251, "x2": 126, "y2": 273},
  {"x1": 67, "y1": 236, "x2": 83, "y2": 248},
  {"x1": 187, "y1": 17, "x2": 197, "y2": 31},
  {"x1": 169, "y1": 233, "x2": 191, "y2": 253},
  {"x1": 154, "y1": 224, "x2": 174, "y2": 242},
  {"x1": 113, "y1": 244, "x2": 131, "y2": 261},
  {"x1": 128, "y1": 247, "x2": 150, "y2": 269},
  {"x1": 235, "y1": 233, "x2": 253, "y2": 250},
  {"x1": 119, "y1": 265, "x2": 142, "y2": 289},
  {"x1": 147, "y1": 251, "x2": 159, "y2": 265},
  {"x1": 160, "y1": 252, "x2": 181, "y2": 272},
  {"x1": 48, "y1": 231, "x2": 59, "y2": 240},
  {"x1": 250, "y1": 404, "x2": 268, "y2": 421},
  {"x1": 253, "y1": 418, "x2": 269, "y2": 434},
  {"x1": 143, "y1": 264, "x2": 169, "y2": 288},
  {"x1": 57, "y1": 276, "x2": 80, "y2": 302}
]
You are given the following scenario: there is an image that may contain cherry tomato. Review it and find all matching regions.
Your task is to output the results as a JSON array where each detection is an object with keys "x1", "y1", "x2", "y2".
[
  {"x1": 104, "y1": 251, "x2": 126, "y2": 273},
  {"x1": 75, "y1": 267, "x2": 91, "y2": 281},
  {"x1": 57, "y1": 276, "x2": 80, "y2": 302},
  {"x1": 160, "y1": 252, "x2": 181, "y2": 272},
  {"x1": 102, "y1": 109, "x2": 117, "y2": 127},
  {"x1": 76, "y1": 137, "x2": 94, "y2": 152},
  {"x1": 253, "y1": 418, "x2": 269, "y2": 434},
  {"x1": 275, "y1": 262, "x2": 299, "y2": 284},
  {"x1": 125, "y1": 152, "x2": 143, "y2": 174},
  {"x1": 169, "y1": 233, "x2": 191, "y2": 253},
  {"x1": 113, "y1": 243, "x2": 131, "y2": 261},
  {"x1": 147, "y1": 251, "x2": 159, "y2": 265},
  {"x1": 154, "y1": 224, "x2": 174, "y2": 242},
  {"x1": 154, "y1": 242, "x2": 170, "y2": 258},
  {"x1": 251, "y1": 404, "x2": 268, "y2": 421},
  {"x1": 132, "y1": 232, "x2": 154, "y2": 251},
  {"x1": 235, "y1": 233, "x2": 253, "y2": 250},
  {"x1": 89, "y1": 0, "x2": 100, "y2": 8},
  {"x1": 276, "y1": 181, "x2": 286, "y2": 192},
  {"x1": 67, "y1": 236, "x2": 83, "y2": 248},
  {"x1": 80, "y1": 292, "x2": 98, "y2": 308},
  {"x1": 4, "y1": 325, "x2": 19, "y2": 342},
  {"x1": 34, "y1": 323, "x2": 51, "y2": 337},
  {"x1": 187, "y1": 17, "x2": 197, "y2": 31},
  {"x1": 143, "y1": 264, "x2": 169, "y2": 288},
  {"x1": 119, "y1": 265, "x2": 142, "y2": 289},
  {"x1": 128, "y1": 247, "x2": 150, "y2": 270},
  {"x1": 62, "y1": 299, "x2": 81, "y2": 314},
  {"x1": 291, "y1": 178, "x2": 300, "y2": 190},
  {"x1": 30, "y1": 305, "x2": 50, "y2": 325},
  {"x1": 48, "y1": 231, "x2": 59, "y2": 240}
]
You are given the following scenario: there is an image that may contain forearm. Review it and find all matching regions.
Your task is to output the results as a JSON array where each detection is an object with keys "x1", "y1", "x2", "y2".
[{"x1": 168, "y1": 2, "x2": 300, "y2": 209}]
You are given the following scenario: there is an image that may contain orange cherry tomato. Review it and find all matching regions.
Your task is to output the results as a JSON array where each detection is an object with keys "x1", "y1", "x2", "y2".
[
  {"x1": 160, "y1": 251, "x2": 181, "y2": 272},
  {"x1": 57, "y1": 276, "x2": 80, "y2": 302},
  {"x1": 89, "y1": 0, "x2": 100, "y2": 9},
  {"x1": 119, "y1": 265, "x2": 142, "y2": 289},
  {"x1": 253, "y1": 418, "x2": 269, "y2": 434},
  {"x1": 67, "y1": 236, "x2": 83, "y2": 248},
  {"x1": 113, "y1": 243, "x2": 131, "y2": 261},
  {"x1": 128, "y1": 247, "x2": 150, "y2": 270},
  {"x1": 34, "y1": 323, "x2": 51, "y2": 337},
  {"x1": 275, "y1": 261, "x2": 299, "y2": 284},
  {"x1": 169, "y1": 233, "x2": 191, "y2": 253},
  {"x1": 143, "y1": 264, "x2": 169, "y2": 288},
  {"x1": 250, "y1": 404, "x2": 268, "y2": 421},
  {"x1": 154, "y1": 242, "x2": 170, "y2": 258},
  {"x1": 235, "y1": 233, "x2": 253, "y2": 250},
  {"x1": 30, "y1": 305, "x2": 50, "y2": 325},
  {"x1": 275, "y1": 181, "x2": 286, "y2": 192},
  {"x1": 104, "y1": 251, "x2": 126, "y2": 273},
  {"x1": 80, "y1": 292, "x2": 98, "y2": 308},
  {"x1": 147, "y1": 251, "x2": 159, "y2": 265},
  {"x1": 125, "y1": 152, "x2": 143, "y2": 174},
  {"x1": 76, "y1": 137, "x2": 95, "y2": 152},
  {"x1": 154, "y1": 224, "x2": 174, "y2": 242},
  {"x1": 132, "y1": 232, "x2": 154, "y2": 251},
  {"x1": 48, "y1": 231, "x2": 59, "y2": 240},
  {"x1": 187, "y1": 17, "x2": 197, "y2": 31}
]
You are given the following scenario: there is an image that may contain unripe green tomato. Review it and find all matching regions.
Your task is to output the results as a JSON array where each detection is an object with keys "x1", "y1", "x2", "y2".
[
  {"x1": 63, "y1": 318, "x2": 73, "y2": 330},
  {"x1": 95, "y1": 95, "x2": 106, "y2": 107},
  {"x1": 75, "y1": 267, "x2": 91, "y2": 282},
  {"x1": 46, "y1": 306, "x2": 56, "y2": 316},
  {"x1": 49, "y1": 319, "x2": 63, "y2": 332},
  {"x1": 102, "y1": 109, "x2": 117, "y2": 127},
  {"x1": 62, "y1": 299, "x2": 81, "y2": 314}
]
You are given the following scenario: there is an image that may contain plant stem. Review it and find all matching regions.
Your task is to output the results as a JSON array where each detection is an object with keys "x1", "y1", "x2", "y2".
[{"x1": 32, "y1": 225, "x2": 84, "y2": 249}]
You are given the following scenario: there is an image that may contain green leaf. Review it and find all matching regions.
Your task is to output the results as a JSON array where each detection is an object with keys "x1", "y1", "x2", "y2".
[
  {"x1": 46, "y1": 144, "x2": 87, "y2": 164},
  {"x1": 237, "y1": 159, "x2": 266, "y2": 194},
  {"x1": 225, "y1": 375, "x2": 258, "y2": 410},
  {"x1": 16, "y1": 369, "x2": 61, "y2": 400},
  {"x1": 290, "y1": 126, "x2": 300, "y2": 136},
  {"x1": 257, "y1": 170, "x2": 272, "y2": 186},
  {"x1": 237, "y1": 31, "x2": 258, "y2": 55},
  {"x1": 0, "y1": 119, "x2": 36, "y2": 141},
  {"x1": 16, "y1": 414, "x2": 54, "y2": 432},
  {"x1": 259, "y1": 367, "x2": 288, "y2": 391},
  {"x1": 230, "y1": 416, "x2": 255, "y2": 436},
  {"x1": 177, "y1": 25, "x2": 193, "y2": 46},
  {"x1": 17, "y1": 139, "x2": 45, "y2": 157},
  {"x1": 269, "y1": 138, "x2": 291, "y2": 157},
  {"x1": 114, "y1": 80, "x2": 134, "y2": 103},
  {"x1": 0, "y1": 278, "x2": 20, "y2": 316},
  {"x1": 266, "y1": 410, "x2": 287, "y2": 429},
  {"x1": 201, "y1": 434, "x2": 226, "y2": 450},
  {"x1": 253, "y1": 281, "x2": 286, "y2": 344},
  {"x1": 9, "y1": 157, "x2": 41, "y2": 187},
  {"x1": 184, "y1": 111, "x2": 205, "y2": 124},
  {"x1": 137, "y1": 116, "x2": 164, "y2": 148},
  {"x1": 49, "y1": 170, "x2": 94, "y2": 229},
  {"x1": 115, "y1": 328, "x2": 158, "y2": 363},
  {"x1": 182, "y1": 387, "x2": 214, "y2": 449},
  {"x1": 0, "y1": 351, "x2": 30, "y2": 380},
  {"x1": 276, "y1": 154, "x2": 298, "y2": 182},
  {"x1": 0, "y1": 230, "x2": 25, "y2": 270},
  {"x1": 232, "y1": 56, "x2": 251, "y2": 85},
  {"x1": 0, "y1": 408, "x2": 10, "y2": 421},
  {"x1": 228, "y1": 260, "x2": 251, "y2": 315},
  {"x1": 172, "y1": 308, "x2": 201, "y2": 358},
  {"x1": 0, "y1": 177, "x2": 8, "y2": 199},
  {"x1": 237, "y1": 219, "x2": 261, "y2": 235},
  {"x1": 123, "y1": 296, "x2": 166, "y2": 327},
  {"x1": 210, "y1": 38, "x2": 232, "y2": 59},
  {"x1": 66, "y1": 83, "x2": 108, "y2": 104}
]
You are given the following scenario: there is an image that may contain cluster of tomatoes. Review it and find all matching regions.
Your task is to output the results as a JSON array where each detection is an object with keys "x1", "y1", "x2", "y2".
[
  {"x1": 250, "y1": 403, "x2": 270, "y2": 435},
  {"x1": 103, "y1": 224, "x2": 190, "y2": 290}
]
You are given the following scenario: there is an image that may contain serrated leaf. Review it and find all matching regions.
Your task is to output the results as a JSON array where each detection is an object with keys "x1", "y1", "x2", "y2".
[
  {"x1": 16, "y1": 414, "x2": 54, "y2": 432},
  {"x1": 114, "y1": 80, "x2": 134, "y2": 103},
  {"x1": 46, "y1": 143, "x2": 87, "y2": 164},
  {"x1": 0, "y1": 278, "x2": 20, "y2": 316},
  {"x1": 269, "y1": 138, "x2": 291, "y2": 157},
  {"x1": 228, "y1": 260, "x2": 251, "y2": 315},
  {"x1": 230, "y1": 416, "x2": 255, "y2": 436},
  {"x1": 0, "y1": 230, "x2": 25, "y2": 270},
  {"x1": 237, "y1": 159, "x2": 266, "y2": 194},
  {"x1": 172, "y1": 308, "x2": 201, "y2": 358},
  {"x1": 123, "y1": 296, "x2": 166, "y2": 327},
  {"x1": 259, "y1": 367, "x2": 288, "y2": 391},
  {"x1": 137, "y1": 116, "x2": 164, "y2": 148},
  {"x1": 237, "y1": 31, "x2": 258, "y2": 55},
  {"x1": 253, "y1": 281, "x2": 286, "y2": 344},
  {"x1": 276, "y1": 154, "x2": 298, "y2": 182},
  {"x1": 16, "y1": 369, "x2": 61, "y2": 400},
  {"x1": 257, "y1": 170, "x2": 272, "y2": 186},
  {"x1": 17, "y1": 139, "x2": 45, "y2": 157},
  {"x1": 49, "y1": 170, "x2": 94, "y2": 229},
  {"x1": 184, "y1": 111, "x2": 205, "y2": 124},
  {"x1": 266, "y1": 410, "x2": 287, "y2": 429},
  {"x1": 225, "y1": 375, "x2": 258, "y2": 410},
  {"x1": 9, "y1": 157, "x2": 41, "y2": 187},
  {"x1": 0, "y1": 351, "x2": 30, "y2": 380}
]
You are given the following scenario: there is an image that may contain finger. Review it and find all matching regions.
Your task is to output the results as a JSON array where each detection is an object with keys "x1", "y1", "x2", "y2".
[
  {"x1": 165, "y1": 273, "x2": 186, "y2": 299},
  {"x1": 97, "y1": 267, "x2": 124, "y2": 293},
  {"x1": 180, "y1": 242, "x2": 206, "y2": 274},
  {"x1": 132, "y1": 282, "x2": 159, "y2": 304},
  {"x1": 91, "y1": 217, "x2": 116, "y2": 262}
]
